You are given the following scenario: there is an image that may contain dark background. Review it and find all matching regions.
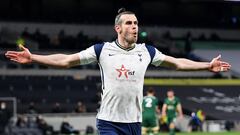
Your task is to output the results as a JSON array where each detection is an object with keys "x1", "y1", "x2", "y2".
[{"x1": 0, "y1": 0, "x2": 240, "y2": 28}]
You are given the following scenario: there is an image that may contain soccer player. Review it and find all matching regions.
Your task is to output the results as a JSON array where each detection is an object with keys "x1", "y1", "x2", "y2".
[
  {"x1": 142, "y1": 87, "x2": 160, "y2": 135},
  {"x1": 5, "y1": 8, "x2": 231, "y2": 135},
  {"x1": 162, "y1": 89, "x2": 183, "y2": 135}
]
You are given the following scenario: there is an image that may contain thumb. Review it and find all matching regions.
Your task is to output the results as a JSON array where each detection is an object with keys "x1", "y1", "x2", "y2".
[
  {"x1": 18, "y1": 44, "x2": 27, "y2": 51},
  {"x1": 215, "y1": 54, "x2": 221, "y2": 61},
  {"x1": 211, "y1": 54, "x2": 221, "y2": 64}
]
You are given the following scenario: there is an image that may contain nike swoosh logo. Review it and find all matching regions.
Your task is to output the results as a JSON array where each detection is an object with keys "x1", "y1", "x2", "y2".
[{"x1": 108, "y1": 54, "x2": 115, "y2": 56}]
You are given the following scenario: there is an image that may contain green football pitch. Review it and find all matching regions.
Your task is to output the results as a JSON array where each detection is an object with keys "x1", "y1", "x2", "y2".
[
  {"x1": 157, "y1": 132, "x2": 239, "y2": 135},
  {"x1": 88, "y1": 132, "x2": 239, "y2": 135}
]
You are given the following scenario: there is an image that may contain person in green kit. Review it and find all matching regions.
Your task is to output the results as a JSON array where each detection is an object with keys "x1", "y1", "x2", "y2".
[
  {"x1": 142, "y1": 87, "x2": 160, "y2": 135},
  {"x1": 162, "y1": 89, "x2": 183, "y2": 135}
]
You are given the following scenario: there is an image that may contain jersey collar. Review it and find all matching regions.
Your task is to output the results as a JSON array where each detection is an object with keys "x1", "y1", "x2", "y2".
[{"x1": 115, "y1": 39, "x2": 135, "y2": 51}]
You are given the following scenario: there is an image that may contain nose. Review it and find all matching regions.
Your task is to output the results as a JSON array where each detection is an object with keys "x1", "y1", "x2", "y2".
[{"x1": 132, "y1": 24, "x2": 137, "y2": 29}]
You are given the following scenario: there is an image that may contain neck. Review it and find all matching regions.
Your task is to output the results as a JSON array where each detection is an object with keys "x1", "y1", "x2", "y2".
[{"x1": 117, "y1": 37, "x2": 134, "y2": 49}]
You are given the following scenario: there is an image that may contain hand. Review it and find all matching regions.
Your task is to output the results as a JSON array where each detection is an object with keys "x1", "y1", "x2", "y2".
[
  {"x1": 5, "y1": 45, "x2": 32, "y2": 64},
  {"x1": 209, "y1": 55, "x2": 231, "y2": 72},
  {"x1": 178, "y1": 114, "x2": 184, "y2": 120},
  {"x1": 161, "y1": 113, "x2": 166, "y2": 119}
]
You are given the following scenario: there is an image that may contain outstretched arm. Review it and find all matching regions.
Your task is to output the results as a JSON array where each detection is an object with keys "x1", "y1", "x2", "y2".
[
  {"x1": 161, "y1": 55, "x2": 231, "y2": 72},
  {"x1": 5, "y1": 45, "x2": 80, "y2": 68}
]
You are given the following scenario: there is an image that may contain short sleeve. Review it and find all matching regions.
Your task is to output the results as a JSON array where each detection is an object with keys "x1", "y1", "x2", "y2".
[
  {"x1": 164, "y1": 98, "x2": 168, "y2": 104},
  {"x1": 78, "y1": 46, "x2": 97, "y2": 65},
  {"x1": 151, "y1": 48, "x2": 166, "y2": 66},
  {"x1": 155, "y1": 98, "x2": 159, "y2": 106},
  {"x1": 176, "y1": 97, "x2": 181, "y2": 105}
]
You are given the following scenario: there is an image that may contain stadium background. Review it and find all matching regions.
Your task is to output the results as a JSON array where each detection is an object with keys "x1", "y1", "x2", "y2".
[{"x1": 0, "y1": 0, "x2": 240, "y2": 135}]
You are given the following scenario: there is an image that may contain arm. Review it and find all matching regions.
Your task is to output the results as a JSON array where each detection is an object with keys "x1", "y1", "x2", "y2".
[
  {"x1": 156, "y1": 106, "x2": 161, "y2": 114},
  {"x1": 31, "y1": 53, "x2": 80, "y2": 68},
  {"x1": 177, "y1": 103, "x2": 183, "y2": 118},
  {"x1": 161, "y1": 104, "x2": 167, "y2": 117},
  {"x1": 161, "y1": 55, "x2": 231, "y2": 72},
  {"x1": 5, "y1": 45, "x2": 80, "y2": 68}
]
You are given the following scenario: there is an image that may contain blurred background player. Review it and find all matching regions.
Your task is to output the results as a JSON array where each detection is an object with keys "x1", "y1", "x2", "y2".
[
  {"x1": 162, "y1": 89, "x2": 183, "y2": 135},
  {"x1": 142, "y1": 87, "x2": 160, "y2": 135},
  {"x1": 188, "y1": 108, "x2": 205, "y2": 132}
]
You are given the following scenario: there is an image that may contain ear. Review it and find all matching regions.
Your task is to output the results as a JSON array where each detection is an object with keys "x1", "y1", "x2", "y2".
[{"x1": 115, "y1": 25, "x2": 121, "y2": 34}]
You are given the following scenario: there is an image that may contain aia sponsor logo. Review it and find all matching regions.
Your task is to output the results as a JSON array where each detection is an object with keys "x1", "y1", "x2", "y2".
[{"x1": 116, "y1": 65, "x2": 135, "y2": 79}]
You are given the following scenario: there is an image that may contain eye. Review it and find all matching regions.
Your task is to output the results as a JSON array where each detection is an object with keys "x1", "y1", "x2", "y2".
[{"x1": 125, "y1": 21, "x2": 132, "y2": 25}]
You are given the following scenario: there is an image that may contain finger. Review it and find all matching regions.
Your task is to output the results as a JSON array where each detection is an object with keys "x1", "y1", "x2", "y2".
[
  {"x1": 5, "y1": 51, "x2": 19, "y2": 55},
  {"x1": 222, "y1": 67, "x2": 230, "y2": 72},
  {"x1": 222, "y1": 65, "x2": 231, "y2": 68},
  {"x1": 220, "y1": 66, "x2": 231, "y2": 71},
  {"x1": 5, "y1": 55, "x2": 14, "y2": 59},
  {"x1": 5, "y1": 53, "x2": 18, "y2": 58},
  {"x1": 220, "y1": 61, "x2": 230, "y2": 65},
  {"x1": 6, "y1": 55, "x2": 16, "y2": 59},
  {"x1": 10, "y1": 58, "x2": 19, "y2": 62},
  {"x1": 221, "y1": 64, "x2": 231, "y2": 67},
  {"x1": 221, "y1": 62, "x2": 231, "y2": 66},
  {"x1": 220, "y1": 62, "x2": 231, "y2": 68},
  {"x1": 6, "y1": 53, "x2": 18, "y2": 57}
]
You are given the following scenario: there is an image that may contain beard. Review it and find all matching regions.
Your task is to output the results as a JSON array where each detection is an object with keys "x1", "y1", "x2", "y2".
[{"x1": 125, "y1": 34, "x2": 138, "y2": 44}]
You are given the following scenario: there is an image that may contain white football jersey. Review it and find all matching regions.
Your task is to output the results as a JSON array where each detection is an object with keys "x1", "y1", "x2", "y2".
[{"x1": 78, "y1": 40, "x2": 165, "y2": 123}]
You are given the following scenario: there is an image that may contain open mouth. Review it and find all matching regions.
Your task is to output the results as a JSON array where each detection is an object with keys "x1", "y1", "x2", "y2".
[{"x1": 133, "y1": 32, "x2": 137, "y2": 37}]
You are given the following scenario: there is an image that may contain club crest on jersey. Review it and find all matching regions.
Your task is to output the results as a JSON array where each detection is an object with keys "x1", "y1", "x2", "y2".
[
  {"x1": 116, "y1": 65, "x2": 135, "y2": 79},
  {"x1": 138, "y1": 54, "x2": 142, "y2": 62}
]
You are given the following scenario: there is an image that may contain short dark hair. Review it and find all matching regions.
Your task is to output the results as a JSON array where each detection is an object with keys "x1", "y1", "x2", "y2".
[
  {"x1": 115, "y1": 8, "x2": 135, "y2": 25},
  {"x1": 147, "y1": 87, "x2": 155, "y2": 94},
  {"x1": 168, "y1": 89, "x2": 174, "y2": 92}
]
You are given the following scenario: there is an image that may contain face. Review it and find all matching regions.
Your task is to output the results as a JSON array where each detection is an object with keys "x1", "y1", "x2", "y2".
[
  {"x1": 115, "y1": 14, "x2": 138, "y2": 44},
  {"x1": 167, "y1": 91, "x2": 174, "y2": 98}
]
